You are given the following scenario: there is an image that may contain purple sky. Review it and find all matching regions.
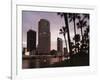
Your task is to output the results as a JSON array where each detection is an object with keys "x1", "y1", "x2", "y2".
[{"x1": 22, "y1": 11, "x2": 88, "y2": 50}]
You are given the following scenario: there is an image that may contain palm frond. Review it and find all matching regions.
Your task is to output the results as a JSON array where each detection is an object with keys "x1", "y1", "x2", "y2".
[{"x1": 57, "y1": 12, "x2": 64, "y2": 18}]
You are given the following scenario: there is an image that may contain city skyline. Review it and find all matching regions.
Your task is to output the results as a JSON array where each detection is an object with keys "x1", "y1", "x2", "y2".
[
  {"x1": 22, "y1": 11, "x2": 90, "y2": 68},
  {"x1": 22, "y1": 11, "x2": 88, "y2": 50},
  {"x1": 22, "y1": 11, "x2": 65, "y2": 50}
]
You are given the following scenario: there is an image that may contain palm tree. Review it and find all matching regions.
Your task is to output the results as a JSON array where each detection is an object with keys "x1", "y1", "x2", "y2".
[
  {"x1": 83, "y1": 14, "x2": 89, "y2": 20},
  {"x1": 58, "y1": 13, "x2": 72, "y2": 59},
  {"x1": 68, "y1": 13, "x2": 79, "y2": 36},
  {"x1": 77, "y1": 15, "x2": 87, "y2": 40},
  {"x1": 77, "y1": 14, "x2": 89, "y2": 40},
  {"x1": 73, "y1": 34, "x2": 80, "y2": 53},
  {"x1": 68, "y1": 13, "x2": 80, "y2": 53},
  {"x1": 77, "y1": 14, "x2": 89, "y2": 53},
  {"x1": 59, "y1": 26, "x2": 68, "y2": 55}
]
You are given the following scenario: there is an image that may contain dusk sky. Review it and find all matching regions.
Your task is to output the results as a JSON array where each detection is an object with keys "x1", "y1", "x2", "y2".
[{"x1": 22, "y1": 11, "x2": 88, "y2": 50}]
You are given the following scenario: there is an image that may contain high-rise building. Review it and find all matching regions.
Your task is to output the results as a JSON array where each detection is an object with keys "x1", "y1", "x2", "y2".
[
  {"x1": 38, "y1": 19, "x2": 51, "y2": 54},
  {"x1": 57, "y1": 37, "x2": 63, "y2": 55},
  {"x1": 27, "y1": 29, "x2": 36, "y2": 55}
]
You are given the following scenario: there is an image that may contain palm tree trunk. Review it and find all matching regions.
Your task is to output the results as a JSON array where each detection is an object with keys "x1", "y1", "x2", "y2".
[
  {"x1": 64, "y1": 34, "x2": 68, "y2": 55},
  {"x1": 78, "y1": 19, "x2": 83, "y2": 41},
  {"x1": 81, "y1": 26, "x2": 83, "y2": 40},
  {"x1": 63, "y1": 13, "x2": 72, "y2": 59},
  {"x1": 73, "y1": 20, "x2": 76, "y2": 35},
  {"x1": 73, "y1": 19, "x2": 77, "y2": 53}
]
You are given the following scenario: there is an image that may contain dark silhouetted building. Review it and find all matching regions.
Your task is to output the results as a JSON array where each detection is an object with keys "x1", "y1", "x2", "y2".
[
  {"x1": 57, "y1": 37, "x2": 63, "y2": 55},
  {"x1": 38, "y1": 19, "x2": 51, "y2": 54},
  {"x1": 27, "y1": 29, "x2": 36, "y2": 55}
]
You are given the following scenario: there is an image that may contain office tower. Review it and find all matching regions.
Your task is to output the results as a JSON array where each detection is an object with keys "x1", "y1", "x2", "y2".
[
  {"x1": 38, "y1": 19, "x2": 51, "y2": 54},
  {"x1": 57, "y1": 37, "x2": 63, "y2": 55},
  {"x1": 27, "y1": 29, "x2": 36, "y2": 55}
]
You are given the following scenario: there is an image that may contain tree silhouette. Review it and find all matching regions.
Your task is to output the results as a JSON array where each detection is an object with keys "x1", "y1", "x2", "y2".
[
  {"x1": 68, "y1": 13, "x2": 80, "y2": 53},
  {"x1": 77, "y1": 14, "x2": 89, "y2": 53},
  {"x1": 82, "y1": 26, "x2": 89, "y2": 53},
  {"x1": 59, "y1": 26, "x2": 67, "y2": 53},
  {"x1": 50, "y1": 49, "x2": 57, "y2": 55},
  {"x1": 58, "y1": 13, "x2": 72, "y2": 59},
  {"x1": 77, "y1": 14, "x2": 89, "y2": 40},
  {"x1": 73, "y1": 34, "x2": 80, "y2": 53}
]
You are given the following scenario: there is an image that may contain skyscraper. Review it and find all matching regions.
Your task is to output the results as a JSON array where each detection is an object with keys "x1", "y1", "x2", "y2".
[
  {"x1": 38, "y1": 19, "x2": 51, "y2": 54},
  {"x1": 27, "y1": 29, "x2": 36, "y2": 55},
  {"x1": 57, "y1": 37, "x2": 63, "y2": 55}
]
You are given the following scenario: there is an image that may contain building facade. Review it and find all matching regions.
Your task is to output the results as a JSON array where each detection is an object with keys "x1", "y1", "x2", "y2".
[
  {"x1": 27, "y1": 29, "x2": 36, "y2": 55},
  {"x1": 57, "y1": 37, "x2": 63, "y2": 55},
  {"x1": 38, "y1": 19, "x2": 51, "y2": 54}
]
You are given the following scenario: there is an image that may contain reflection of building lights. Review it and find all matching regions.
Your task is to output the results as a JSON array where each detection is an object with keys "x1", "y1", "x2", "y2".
[
  {"x1": 25, "y1": 48, "x2": 27, "y2": 52},
  {"x1": 25, "y1": 52, "x2": 30, "y2": 55}
]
